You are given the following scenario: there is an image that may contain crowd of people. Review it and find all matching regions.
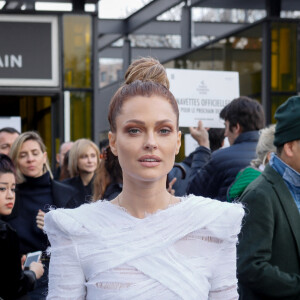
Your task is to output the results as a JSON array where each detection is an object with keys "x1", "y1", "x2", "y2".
[{"x1": 0, "y1": 57, "x2": 299, "y2": 299}]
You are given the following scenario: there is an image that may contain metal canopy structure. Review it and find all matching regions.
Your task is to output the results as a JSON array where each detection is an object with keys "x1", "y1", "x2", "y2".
[
  {"x1": 0, "y1": 0, "x2": 98, "y2": 10},
  {"x1": 1, "y1": 0, "x2": 298, "y2": 66},
  {"x1": 95, "y1": 0, "x2": 300, "y2": 137},
  {"x1": 96, "y1": 0, "x2": 297, "y2": 78},
  {"x1": 97, "y1": 0, "x2": 299, "y2": 53},
  {"x1": 1, "y1": 0, "x2": 299, "y2": 140}
]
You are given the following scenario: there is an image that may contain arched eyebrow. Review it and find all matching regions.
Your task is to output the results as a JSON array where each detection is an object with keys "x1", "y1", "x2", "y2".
[
  {"x1": 124, "y1": 119, "x2": 173, "y2": 126},
  {"x1": 155, "y1": 119, "x2": 174, "y2": 126},
  {"x1": 124, "y1": 119, "x2": 144, "y2": 125}
]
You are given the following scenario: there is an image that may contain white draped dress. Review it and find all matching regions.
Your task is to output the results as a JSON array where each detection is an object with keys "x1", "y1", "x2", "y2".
[{"x1": 44, "y1": 195, "x2": 244, "y2": 300}]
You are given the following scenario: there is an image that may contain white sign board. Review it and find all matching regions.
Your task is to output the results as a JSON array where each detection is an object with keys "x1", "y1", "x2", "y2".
[
  {"x1": 0, "y1": 117, "x2": 21, "y2": 132},
  {"x1": 184, "y1": 134, "x2": 199, "y2": 157},
  {"x1": 184, "y1": 133, "x2": 230, "y2": 157},
  {"x1": 166, "y1": 68, "x2": 239, "y2": 128}
]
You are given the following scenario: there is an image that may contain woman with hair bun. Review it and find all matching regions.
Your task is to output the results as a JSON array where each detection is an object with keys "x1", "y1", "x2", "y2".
[
  {"x1": 45, "y1": 59, "x2": 244, "y2": 299},
  {"x1": 124, "y1": 56, "x2": 170, "y2": 88}
]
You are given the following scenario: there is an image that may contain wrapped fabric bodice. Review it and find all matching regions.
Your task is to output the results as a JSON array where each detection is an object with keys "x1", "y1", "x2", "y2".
[{"x1": 44, "y1": 195, "x2": 244, "y2": 300}]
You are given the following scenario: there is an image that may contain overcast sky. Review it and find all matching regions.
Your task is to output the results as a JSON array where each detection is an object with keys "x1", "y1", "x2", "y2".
[{"x1": 99, "y1": 0, "x2": 152, "y2": 18}]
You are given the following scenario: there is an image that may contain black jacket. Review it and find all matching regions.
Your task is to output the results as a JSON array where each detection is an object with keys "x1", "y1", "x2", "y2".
[
  {"x1": 8, "y1": 176, "x2": 78, "y2": 218},
  {"x1": 187, "y1": 131, "x2": 259, "y2": 201},
  {"x1": 0, "y1": 219, "x2": 36, "y2": 300},
  {"x1": 5, "y1": 174, "x2": 78, "y2": 254},
  {"x1": 103, "y1": 182, "x2": 122, "y2": 201},
  {"x1": 168, "y1": 150, "x2": 205, "y2": 197},
  {"x1": 63, "y1": 176, "x2": 93, "y2": 208}
]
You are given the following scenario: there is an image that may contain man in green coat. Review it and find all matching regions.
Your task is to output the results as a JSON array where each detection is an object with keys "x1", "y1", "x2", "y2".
[{"x1": 237, "y1": 96, "x2": 300, "y2": 300}]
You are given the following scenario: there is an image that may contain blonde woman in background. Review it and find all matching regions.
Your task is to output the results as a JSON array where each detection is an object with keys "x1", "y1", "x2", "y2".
[
  {"x1": 64, "y1": 138, "x2": 100, "y2": 207},
  {"x1": 6, "y1": 131, "x2": 78, "y2": 300}
]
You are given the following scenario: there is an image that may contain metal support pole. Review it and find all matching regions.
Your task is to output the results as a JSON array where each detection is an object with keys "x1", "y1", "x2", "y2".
[
  {"x1": 181, "y1": 2, "x2": 192, "y2": 50},
  {"x1": 92, "y1": 11, "x2": 100, "y2": 144},
  {"x1": 122, "y1": 36, "x2": 131, "y2": 76},
  {"x1": 58, "y1": 15, "x2": 65, "y2": 143},
  {"x1": 51, "y1": 95, "x2": 59, "y2": 171},
  {"x1": 265, "y1": 0, "x2": 281, "y2": 17},
  {"x1": 297, "y1": 23, "x2": 300, "y2": 95},
  {"x1": 72, "y1": 0, "x2": 84, "y2": 12},
  {"x1": 262, "y1": 20, "x2": 272, "y2": 125}
]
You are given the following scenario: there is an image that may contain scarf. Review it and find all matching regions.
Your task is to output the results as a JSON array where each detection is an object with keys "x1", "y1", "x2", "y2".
[{"x1": 269, "y1": 153, "x2": 300, "y2": 212}]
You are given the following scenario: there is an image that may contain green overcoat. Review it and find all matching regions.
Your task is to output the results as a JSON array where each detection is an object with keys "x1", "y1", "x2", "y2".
[{"x1": 237, "y1": 164, "x2": 300, "y2": 300}]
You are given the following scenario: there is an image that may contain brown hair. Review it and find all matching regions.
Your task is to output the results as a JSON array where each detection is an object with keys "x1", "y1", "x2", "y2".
[
  {"x1": 220, "y1": 96, "x2": 265, "y2": 132},
  {"x1": 124, "y1": 57, "x2": 169, "y2": 89},
  {"x1": 108, "y1": 80, "x2": 179, "y2": 132},
  {"x1": 93, "y1": 146, "x2": 122, "y2": 200}
]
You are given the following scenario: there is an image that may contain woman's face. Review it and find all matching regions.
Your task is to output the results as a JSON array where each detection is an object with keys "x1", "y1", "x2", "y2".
[
  {"x1": 109, "y1": 95, "x2": 181, "y2": 183},
  {"x1": 77, "y1": 146, "x2": 98, "y2": 174},
  {"x1": 0, "y1": 173, "x2": 16, "y2": 216},
  {"x1": 18, "y1": 140, "x2": 47, "y2": 178}
]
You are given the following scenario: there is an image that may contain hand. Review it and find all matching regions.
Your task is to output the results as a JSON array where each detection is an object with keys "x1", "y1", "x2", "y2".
[
  {"x1": 189, "y1": 120, "x2": 210, "y2": 148},
  {"x1": 36, "y1": 210, "x2": 45, "y2": 230},
  {"x1": 29, "y1": 261, "x2": 44, "y2": 280},
  {"x1": 21, "y1": 255, "x2": 26, "y2": 270},
  {"x1": 167, "y1": 177, "x2": 177, "y2": 196}
]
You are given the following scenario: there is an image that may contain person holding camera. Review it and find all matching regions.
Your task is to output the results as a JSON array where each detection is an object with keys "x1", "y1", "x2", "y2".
[{"x1": 0, "y1": 154, "x2": 44, "y2": 300}]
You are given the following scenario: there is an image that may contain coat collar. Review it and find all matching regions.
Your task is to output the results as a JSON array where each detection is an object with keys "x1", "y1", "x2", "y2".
[
  {"x1": 4, "y1": 179, "x2": 78, "y2": 221},
  {"x1": 233, "y1": 130, "x2": 259, "y2": 145},
  {"x1": 263, "y1": 164, "x2": 300, "y2": 256}
]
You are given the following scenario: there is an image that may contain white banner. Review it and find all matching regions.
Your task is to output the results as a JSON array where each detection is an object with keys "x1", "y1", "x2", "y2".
[
  {"x1": 184, "y1": 134, "x2": 199, "y2": 157},
  {"x1": 166, "y1": 68, "x2": 239, "y2": 128},
  {"x1": 0, "y1": 117, "x2": 21, "y2": 132}
]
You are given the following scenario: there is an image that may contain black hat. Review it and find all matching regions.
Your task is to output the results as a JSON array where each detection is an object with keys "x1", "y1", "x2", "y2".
[{"x1": 274, "y1": 96, "x2": 300, "y2": 146}]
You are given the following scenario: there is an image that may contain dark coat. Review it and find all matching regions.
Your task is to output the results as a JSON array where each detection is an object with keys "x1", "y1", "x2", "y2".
[
  {"x1": 5, "y1": 178, "x2": 78, "y2": 253},
  {"x1": 103, "y1": 182, "x2": 122, "y2": 201},
  {"x1": 0, "y1": 219, "x2": 36, "y2": 300},
  {"x1": 237, "y1": 164, "x2": 300, "y2": 300},
  {"x1": 8, "y1": 179, "x2": 78, "y2": 219},
  {"x1": 187, "y1": 131, "x2": 259, "y2": 201},
  {"x1": 63, "y1": 176, "x2": 93, "y2": 208},
  {"x1": 168, "y1": 151, "x2": 196, "y2": 197}
]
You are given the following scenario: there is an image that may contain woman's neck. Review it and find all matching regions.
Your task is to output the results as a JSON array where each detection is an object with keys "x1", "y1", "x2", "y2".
[
  {"x1": 80, "y1": 172, "x2": 94, "y2": 186},
  {"x1": 114, "y1": 176, "x2": 177, "y2": 219}
]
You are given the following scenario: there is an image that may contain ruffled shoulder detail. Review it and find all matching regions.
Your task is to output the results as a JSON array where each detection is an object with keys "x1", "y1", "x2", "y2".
[
  {"x1": 182, "y1": 195, "x2": 244, "y2": 240},
  {"x1": 44, "y1": 205, "x2": 91, "y2": 237}
]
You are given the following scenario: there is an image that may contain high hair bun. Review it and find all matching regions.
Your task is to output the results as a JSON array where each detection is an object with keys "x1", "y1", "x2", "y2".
[{"x1": 124, "y1": 57, "x2": 170, "y2": 89}]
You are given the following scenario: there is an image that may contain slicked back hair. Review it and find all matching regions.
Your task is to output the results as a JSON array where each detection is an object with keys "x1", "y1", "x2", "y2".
[{"x1": 108, "y1": 80, "x2": 179, "y2": 133}]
